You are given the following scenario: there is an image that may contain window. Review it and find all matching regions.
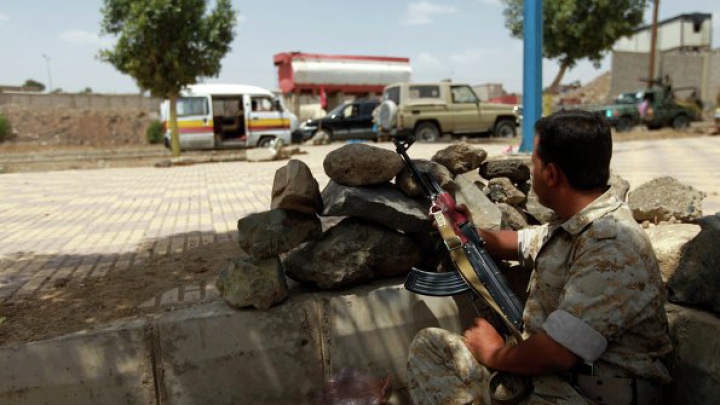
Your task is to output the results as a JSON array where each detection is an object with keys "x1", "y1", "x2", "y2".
[
  {"x1": 409, "y1": 85, "x2": 441, "y2": 99},
  {"x1": 252, "y1": 97, "x2": 276, "y2": 112},
  {"x1": 343, "y1": 104, "x2": 359, "y2": 118},
  {"x1": 384, "y1": 87, "x2": 400, "y2": 105},
  {"x1": 359, "y1": 102, "x2": 378, "y2": 116},
  {"x1": 451, "y1": 86, "x2": 479, "y2": 104},
  {"x1": 177, "y1": 97, "x2": 208, "y2": 117}
]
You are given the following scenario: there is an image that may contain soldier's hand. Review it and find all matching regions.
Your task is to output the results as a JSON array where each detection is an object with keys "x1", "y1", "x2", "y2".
[
  {"x1": 455, "y1": 203, "x2": 474, "y2": 225},
  {"x1": 464, "y1": 318, "x2": 505, "y2": 368}
]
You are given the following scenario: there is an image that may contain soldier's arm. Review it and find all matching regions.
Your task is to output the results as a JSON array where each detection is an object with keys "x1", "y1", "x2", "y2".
[{"x1": 478, "y1": 229, "x2": 519, "y2": 261}]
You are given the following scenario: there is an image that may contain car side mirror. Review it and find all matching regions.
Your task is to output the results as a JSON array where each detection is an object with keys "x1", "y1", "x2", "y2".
[{"x1": 273, "y1": 99, "x2": 283, "y2": 111}]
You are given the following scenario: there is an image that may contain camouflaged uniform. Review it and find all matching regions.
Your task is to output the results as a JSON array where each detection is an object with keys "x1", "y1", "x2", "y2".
[{"x1": 408, "y1": 190, "x2": 672, "y2": 405}]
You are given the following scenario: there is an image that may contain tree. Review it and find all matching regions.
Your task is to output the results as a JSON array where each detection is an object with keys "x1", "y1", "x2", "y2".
[
  {"x1": 501, "y1": 0, "x2": 647, "y2": 92},
  {"x1": 79, "y1": 87, "x2": 93, "y2": 94},
  {"x1": 22, "y1": 79, "x2": 45, "y2": 91},
  {"x1": 99, "y1": 0, "x2": 236, "y2": 156}
]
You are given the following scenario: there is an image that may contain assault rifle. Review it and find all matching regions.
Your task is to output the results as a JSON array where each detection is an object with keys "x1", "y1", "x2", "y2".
[{"x1": 393, "y1": 134, "x2": 525, "y2": 339}]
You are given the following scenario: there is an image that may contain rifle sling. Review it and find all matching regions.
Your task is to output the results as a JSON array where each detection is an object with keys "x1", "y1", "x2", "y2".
[{"x1": 433, "y1": 212, "x2": 522, "y2": 340}]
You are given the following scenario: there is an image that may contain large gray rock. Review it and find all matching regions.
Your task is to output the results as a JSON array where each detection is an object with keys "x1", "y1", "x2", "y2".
[
  {"x1": 644, "y1": 224, "x2": 701, "y2": 283},
  {"x1": 667, "y1": 214, "x2": 720, "y2": 313},
  {"x1": 665, "y1": 304, "x2": 720, "y2": 405},
  {"x1": 237, "y1": 209, "x2": 322, "y2": 259},
  {"x1": 323, "y1": 144, "x2": 404, "y2": 187},
  {"x1": 497, "y1": 203, "x2": 529, "y2": 230},
  {"x1": 608, "y1": 171, "x2": 630, "y2": 202},
  {"x1": 479, "y1": 159, "x2": 531, "y2": 184},
  {"x1": 216, "y1": 256, "x2": 288, "y2": 310},
  {"x1": 322, "y1": 181, "x2": 432, "y2": 233},
  {"x1": 396, "y1": 159, "x2": 453, "y2": 198},
  {"x1": 454, "y1": 171, "x2": 502, "y2": 230},
  {"x1": 628, "y1": 176, "x2": 706, "y2": 223},
  {"x1": 431, "y1": 143, "x2": 487, "y2": 175},
  {"x1": 523, "y1": 188, "x2": 557, "y2": 225},
  {"x1": 485, "y1": 177, "x2": 526, "y2": 206},
  {"x1": 283, "y1": 218, "x2": 422, "y2": 289},
  {"x1": 271, "y1": 159, "x2": 323, "y2": 215}
]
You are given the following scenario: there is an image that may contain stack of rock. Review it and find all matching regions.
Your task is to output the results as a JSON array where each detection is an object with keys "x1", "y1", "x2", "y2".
[{"x1": 218, "y1": 142, "x2": 711, "y2": 312}]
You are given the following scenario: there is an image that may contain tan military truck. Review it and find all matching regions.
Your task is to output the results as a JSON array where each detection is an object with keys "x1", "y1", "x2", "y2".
[{"x1": 377, "y1": 82, "x2": 519, "y2": 141}]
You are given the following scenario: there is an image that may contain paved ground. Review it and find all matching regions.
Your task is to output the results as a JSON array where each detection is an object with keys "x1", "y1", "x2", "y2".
[{"x1": 1, "y1": 137, "x2": 719, "y2": 307}]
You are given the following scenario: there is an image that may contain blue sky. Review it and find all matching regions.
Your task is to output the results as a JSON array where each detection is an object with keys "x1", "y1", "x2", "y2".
[{"x1": 0, "y1": 0, "x2": 718, "y2": 94}]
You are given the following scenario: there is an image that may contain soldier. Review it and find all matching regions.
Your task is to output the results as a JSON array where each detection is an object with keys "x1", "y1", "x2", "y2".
[{"x1": 408, "y1": 110, "x2": 672, "y2": 405}]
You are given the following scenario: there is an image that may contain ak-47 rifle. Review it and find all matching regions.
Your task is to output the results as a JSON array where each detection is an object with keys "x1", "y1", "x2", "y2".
[{"x1": 393, "y1": 134, "x2": 525, "y2": 339}]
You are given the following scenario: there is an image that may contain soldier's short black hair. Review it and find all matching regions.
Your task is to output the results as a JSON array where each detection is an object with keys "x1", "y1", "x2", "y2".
[{"x1": 534, "y1": 110, "x2": 612, "y2": 191}]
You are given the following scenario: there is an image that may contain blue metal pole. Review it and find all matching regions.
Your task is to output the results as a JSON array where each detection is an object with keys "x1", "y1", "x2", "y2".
[{"x1": 519, "y1": 0, "x2": 542, "y2": 153}]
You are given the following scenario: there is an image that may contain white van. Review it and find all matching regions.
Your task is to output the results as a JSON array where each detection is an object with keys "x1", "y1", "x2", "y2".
[{"x1": 160, "y1": 83, "x2": 298, "y2": 150}]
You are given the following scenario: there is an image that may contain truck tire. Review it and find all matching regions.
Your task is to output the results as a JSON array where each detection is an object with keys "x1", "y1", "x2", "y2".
[
  {"x1": 493, "y1": 120, "x2": 516, "y2": 138},
  {"x1": 414, "y1": 122, "x2": 440, "y2": 142},
  {"x1": 615, "y1": 116, "x2": 634, "y2": 132},
  {"x1": 672, "y1": 114, "x2": 689, "y2": 129}
]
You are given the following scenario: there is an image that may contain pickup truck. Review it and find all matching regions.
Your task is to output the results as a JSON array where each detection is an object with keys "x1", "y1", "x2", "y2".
[
  {"x1": 590, "y1": 87, "x2": 701, "y2": 132},
  {"x1": 378, "y1": 82, "x2": 519, "y2": 141}
]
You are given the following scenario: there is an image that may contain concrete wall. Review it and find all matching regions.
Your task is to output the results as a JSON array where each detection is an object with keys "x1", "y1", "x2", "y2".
[
  {"x1": 0, "y1": 93, "x2": 162, "y2": 112},
  {"x1": 611, "y1": 50, "x2": 719, "y2": 109}
]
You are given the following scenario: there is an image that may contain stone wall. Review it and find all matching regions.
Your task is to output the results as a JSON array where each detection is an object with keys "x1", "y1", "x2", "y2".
[
  {"x1": 0, "y1": 93, "x2": 161, "y2": 112},
  {"x1": 611, "y1": 50, "x2": 719, "y2": 109}
]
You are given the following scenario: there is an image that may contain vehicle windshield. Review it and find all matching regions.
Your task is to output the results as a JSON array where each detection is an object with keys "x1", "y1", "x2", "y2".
[
  {"x1": 177, "y1": 97, "x2": 209, "y2": 117},
  {"x1": 613, "y1": 92, "x2": 641, "y2": 105},
  {"x1": 328, "y1": 103, "x2": 347, "y2": 116}
]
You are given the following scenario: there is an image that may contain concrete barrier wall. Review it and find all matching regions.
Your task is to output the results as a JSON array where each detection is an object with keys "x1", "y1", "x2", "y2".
[{"x1": 0, "y1": 93, "x2": 162, "y2": 112}]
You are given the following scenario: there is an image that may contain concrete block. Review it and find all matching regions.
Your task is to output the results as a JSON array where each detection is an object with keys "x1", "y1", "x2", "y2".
[
  {"x1": 320, "y1": 277, "x2": 477, "y2": 392},
  {"x1": 0, "y1": 318, "x2": 155, "y2": 405},
  {"x1": 665, "y1": 304, "x2": 720, "y2": 405},
  {"x1": 156, "y1": 297, "x2": 324, "y2": 405}
]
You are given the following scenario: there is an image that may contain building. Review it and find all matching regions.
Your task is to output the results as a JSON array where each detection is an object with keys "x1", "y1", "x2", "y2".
[{"x1": 610, "y1": 13, "x2": 720, "y2": 109}]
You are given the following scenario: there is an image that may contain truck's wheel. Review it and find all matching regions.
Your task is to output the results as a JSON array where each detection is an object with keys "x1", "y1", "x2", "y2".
[
  {"x1": 414, "y1": 122, "x2": 440, "y2": 142},
  {"x1": 672, "y1": 114, "x2": 689, "y2": 129},
  {"x1": 615, "y1": 116, "x2": 634, "y2": 132},
  {"x1": 493, "y1": 120, "x2": 516, "y2": 138}
]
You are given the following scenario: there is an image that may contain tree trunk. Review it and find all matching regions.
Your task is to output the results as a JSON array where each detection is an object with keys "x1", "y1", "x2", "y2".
[
  {"x1": 169, "y1": 92, "x2": 181, "y2": 157},
  {"x1": 548, "y1": 61, "x2": 570, "y2": 94}
]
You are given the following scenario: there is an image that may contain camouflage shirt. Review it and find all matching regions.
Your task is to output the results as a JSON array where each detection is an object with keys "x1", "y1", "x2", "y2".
[{"x1": 518, "y1": 189, "x2": 672, "y2": 383}]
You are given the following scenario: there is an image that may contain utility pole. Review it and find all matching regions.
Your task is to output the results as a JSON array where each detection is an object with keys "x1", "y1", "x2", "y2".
[
  {"x1": 647, "y1": 0, "x2": 660, "y2": 88},
  {"x1": 42, "y1": 54, "x2": 53, "y2": 93},
  {"x1": 519, "y1": 0, "x2": 542, "y2": 153}
]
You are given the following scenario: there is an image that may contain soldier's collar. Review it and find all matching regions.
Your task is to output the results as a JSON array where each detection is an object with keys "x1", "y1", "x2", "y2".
[{"x1": 559, "y1": 188, "x2": 622, "y2": 236}]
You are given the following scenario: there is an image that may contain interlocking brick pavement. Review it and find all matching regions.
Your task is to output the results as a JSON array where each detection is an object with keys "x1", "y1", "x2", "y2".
[{"x1": 0, "y1": 138, "x2": 719, "y2": 305}]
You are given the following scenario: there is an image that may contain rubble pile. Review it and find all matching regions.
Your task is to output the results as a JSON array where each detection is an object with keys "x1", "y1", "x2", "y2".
[{"x1": 218, "y1": 142, "x2": 715, "y2": 318}]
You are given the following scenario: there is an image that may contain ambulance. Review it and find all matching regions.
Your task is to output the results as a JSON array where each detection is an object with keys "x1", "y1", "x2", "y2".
[{"x1": 160, "y1": 84, "x2": 298, "y2": 150}]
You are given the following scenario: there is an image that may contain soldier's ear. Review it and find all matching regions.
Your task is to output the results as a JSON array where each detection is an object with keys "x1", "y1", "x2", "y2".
[{"x1": 544, "y1": 162, "x2": 562, "y2": 187}]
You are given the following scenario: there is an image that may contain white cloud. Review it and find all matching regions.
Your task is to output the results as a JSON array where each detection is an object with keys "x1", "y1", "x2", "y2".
[
  {"x1": 401, "y1": 1, "x2": 457, "y2": 26},
  {"x1": 478, "y1": 0, "x2": 501, "y2": 5},
  {"x1": 416, "y1": 52, "x2": 443, "y2": 68},
  {"x1": 449, "y1": 49, "x2": 501, "y2": 64},
  {"x1": 0, "y1": 12, "x2": 9, "y2": 22},
  {"x1": 60, "y1": 30, "x2": 113, "y2": 47},
  {"x1": 237, "y1": 15, "x2": 247, "y2": 24}
]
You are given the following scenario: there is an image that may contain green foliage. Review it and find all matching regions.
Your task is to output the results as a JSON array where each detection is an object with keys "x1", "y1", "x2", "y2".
[
  {"x1": 51, "y1": 88, "x2": 64, "y2": 94},
  {"x1": 501, "y1": 0, "x2": 647, "y2": 86},
  {"x1": 22, "y1": 79, "x2": 45, "y2": 91},
  {"x1": 0, "y1": 115, "x2": 12, "y2": 143},
  {"x1": 99, "y1": 0, "x2": 236, "y2": 156},
  {"x1": 99, "y1": 0, "x2": 237, "y2": 99},
  {"x1": 146, "y1": 120, "x2": 164, "y2": 144},
  {"x1": 80, "y1": 87, "x2": 93, "y2": 94}
]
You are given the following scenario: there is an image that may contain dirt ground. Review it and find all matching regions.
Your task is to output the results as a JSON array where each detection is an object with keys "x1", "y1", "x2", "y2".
[
  {"x1": 0, "y1": 239, "x2": 241, "y2": 345},
  {"x1": 0, "y1": 118, "x2": 717, "y2": 345}
]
